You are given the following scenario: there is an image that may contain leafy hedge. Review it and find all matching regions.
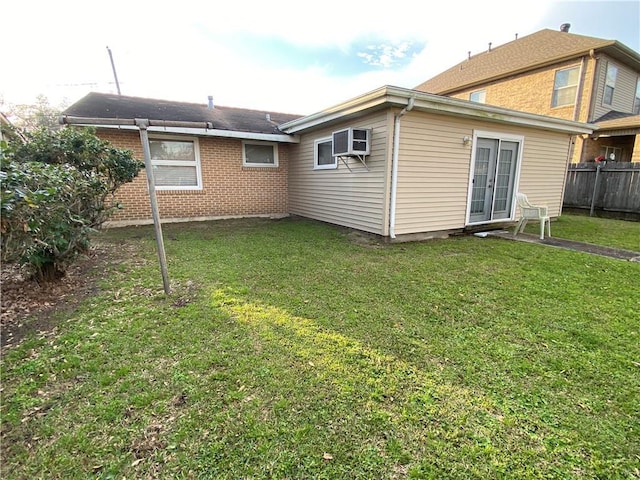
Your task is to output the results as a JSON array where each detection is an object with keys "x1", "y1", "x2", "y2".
[{"x1": 1, "y1": 127, "x2": 144, "y2": 281}]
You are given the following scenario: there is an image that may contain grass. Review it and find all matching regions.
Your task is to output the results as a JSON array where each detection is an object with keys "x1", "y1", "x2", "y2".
[
  {"x1": 2, "y1": 214, "x2": 639, "y2": 479},
  {"x1": 524, "y1": 212, "x2": 640, "y2": 251}
]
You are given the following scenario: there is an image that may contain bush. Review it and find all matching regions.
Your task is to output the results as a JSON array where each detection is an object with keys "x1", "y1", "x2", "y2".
[{"x1": 0, "y1": 127, "x2": 144, "y2": 282}]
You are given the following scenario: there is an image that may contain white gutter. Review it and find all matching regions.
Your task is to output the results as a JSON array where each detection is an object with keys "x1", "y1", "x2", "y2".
[
  {"x1": 59, "y1": 115, "x2": 299, "y2": 143},
  {"x1": 389, "y1": 96, "x2": 415, "y2": 239},
  {"x1": 84, "y1": 123, "x2": 299, "y2": 143}
]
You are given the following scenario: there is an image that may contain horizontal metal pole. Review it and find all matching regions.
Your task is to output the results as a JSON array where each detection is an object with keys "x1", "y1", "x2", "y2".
[{"x1": 59, "y1": 115, "x2": 214, "y2": 130}]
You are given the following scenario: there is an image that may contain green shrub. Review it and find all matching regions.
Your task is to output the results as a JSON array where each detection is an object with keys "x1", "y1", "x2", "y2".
[{"x1": 0, "y1": 127, "x2": 143, "y2": 281}]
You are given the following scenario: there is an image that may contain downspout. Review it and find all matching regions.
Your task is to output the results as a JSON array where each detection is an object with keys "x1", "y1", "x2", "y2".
[
  {"x1": 567, "y1": 56, "x2": 587, "y2": 165},
  {"x1": 572, "y1": 56, "x2": 586, "y2": 122},
  {"x1": 389, "y1": 96, "x2": 415, "y2": 238},
  {"x1": 580, "y1": 49, "x2": 599, "y2": 162}
]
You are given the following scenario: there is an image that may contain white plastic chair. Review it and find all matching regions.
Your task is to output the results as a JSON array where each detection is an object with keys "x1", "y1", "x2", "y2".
[{"x1": 514, "y1": 192, "x2": 551, "y2": 240}]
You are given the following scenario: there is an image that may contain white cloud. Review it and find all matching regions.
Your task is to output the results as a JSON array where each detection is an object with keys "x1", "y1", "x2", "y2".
[
  {"x1": 357, "y1": 42, "x2": 413, "y2": 68},
  {"x1": 6, "y1": 0, "x2": 634, "y2": 116}
]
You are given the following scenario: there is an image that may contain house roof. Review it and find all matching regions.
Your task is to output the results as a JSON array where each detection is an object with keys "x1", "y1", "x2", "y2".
[
  {"x1": 591, "y1": 111, "x2": 640, "y2": 137},
  {"x1": 62, "y1": 92, "x2": 303, "y2": 140},
  {"x1": 279, "y1": 85, "x2": 596, "y2": 136},
  {"x1": 415, "y1": 29, "x2": 640, "y2": 95}
]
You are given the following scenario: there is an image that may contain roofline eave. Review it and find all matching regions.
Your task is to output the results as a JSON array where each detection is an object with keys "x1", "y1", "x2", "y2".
[
  {"x1": 92, "y1": 124, "x2": 299, "y2": 143},
  {"x1": 280, "y1": 86, "x2": 596, "y2": 136},
  {"x1": 436, "y1": 53, "x2": 593, "y2": 96},
  {"x1": 59, "y1": 116, "x2": 299, "y2": 143},
  {"x1": 435, "y1": 43, "x2": 640, "y2": 97}
]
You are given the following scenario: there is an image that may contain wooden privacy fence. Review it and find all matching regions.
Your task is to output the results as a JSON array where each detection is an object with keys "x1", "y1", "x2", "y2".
[{"x1": 563, "y1": 162, "x2": 640, "y2": 217}]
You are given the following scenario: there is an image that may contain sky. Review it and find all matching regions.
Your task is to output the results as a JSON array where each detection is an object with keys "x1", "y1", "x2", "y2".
[{"x1": 2, "y1": 0, "x2": 639, "y2": 116}]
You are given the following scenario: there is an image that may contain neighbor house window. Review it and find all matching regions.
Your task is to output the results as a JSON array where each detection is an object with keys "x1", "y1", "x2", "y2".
[
  {"x1": 314, "y1": 137, "x2": 336, "y2": 169},
  {"x1": 600, "y1": 146, "x2": 622, "y2": 161},
  {"x1": 149, "y1": 137, "x2": 201, "y2": 190},
  {"x1": 603, "y1": 63, "x2": 618, "y2": 106},
  {"x1": 469, "y1": 90, "x2": 486, "y2": 103},
  {"x1": 243, "y1": 141, "x2": 278, "y2": 167},
  {"x1": 633, "y1": 78, "x2": 640, "y2": 114},
  {"x1": 552, "y1": 66, "x2": 579, "y2": 107}
]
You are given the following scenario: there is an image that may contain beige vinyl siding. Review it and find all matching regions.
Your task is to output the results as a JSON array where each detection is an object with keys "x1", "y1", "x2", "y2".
[
  {"x1": 393, "y1": 111, "x2": 572, "y2": 235},
  {"x1": 393, "y1": 113, "x2": 472, "y2": 235},
  {"x1": 517, "y1": 130, "x2": 572, "y2": 217},
  {"x1": 592, "y1": 55, "x2": 640, "y2": 120},
  {"x1": 288, "y1": 111, "x2": 392, "y2": 235},
  {"x1": 611, "y1": 62, "x2": 640, "y2": 112}
]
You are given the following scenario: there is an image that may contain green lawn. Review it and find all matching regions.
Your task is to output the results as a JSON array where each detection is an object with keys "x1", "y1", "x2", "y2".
[{"x1": 2, "y1": 215, "x2": 639, "y2": 479}]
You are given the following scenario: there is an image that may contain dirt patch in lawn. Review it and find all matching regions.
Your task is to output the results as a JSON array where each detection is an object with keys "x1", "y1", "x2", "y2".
[{"x1": 1, "y1": 240, "x2": 131, "y2": 350}]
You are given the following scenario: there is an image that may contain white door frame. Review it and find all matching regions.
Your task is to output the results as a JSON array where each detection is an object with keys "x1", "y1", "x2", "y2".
[{"x1": 465, "y1": 130, "x2": 524, "y2": 226}]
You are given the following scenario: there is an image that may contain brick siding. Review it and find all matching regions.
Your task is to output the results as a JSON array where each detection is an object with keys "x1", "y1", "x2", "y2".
[
  {"x1": 449, "y1": 58, "x2": 598, "y2": 164},
  {"x1": 450, "y1": 58, "x2": 595, "y2": 122},
  {"x1": 98, "y1": 129, "x2": 289, "y2": 224}
]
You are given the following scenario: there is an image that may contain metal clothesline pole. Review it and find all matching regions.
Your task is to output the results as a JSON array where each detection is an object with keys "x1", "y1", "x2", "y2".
[
  {"x1": 136, "y1": 118, "x2": 170, "y2": 294},
  {"x1": 59, "y1": 115, "x2": 215, "y2": 295},
  {"x1": 590, "y1": 161, "x2": 603, "y2": 217}
]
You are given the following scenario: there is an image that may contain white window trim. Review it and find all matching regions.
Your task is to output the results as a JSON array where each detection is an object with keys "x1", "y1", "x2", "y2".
[
  {"x1": 313, "y1": 137, "x2": 337, "y2": 170},
  {"x1": 149, "y1": 135, "x2": 202, "y2": 191},
  {"x1": 469, "y1": 90, "x2": 486, "y2": 103},
  {"x1": 465, "y1": 130, "x2": 524, "y2": 226},
  {"x1": 603, "y1": 62, "x2": 618, "y2": 106},
  {"x1": 552, "y1": 66, "x2": 579, "y2": 108},
  {"x1": 601, "y1": 146, "x2": 622, "y2": 161},
  {"x1": 242, "y1": 140, "x2": 279, "y2": 167}
]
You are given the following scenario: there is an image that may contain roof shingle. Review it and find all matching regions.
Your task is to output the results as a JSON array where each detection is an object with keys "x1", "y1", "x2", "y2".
[
  {"x1": 593, "y1": 111, "x2": 640, "y2": 130},
  {"x1": 414, "y1": 29, "x2": 635, "y2": 94},
  {"x1": 63, "y1": 92, "x2": 303, "y2": 134}
]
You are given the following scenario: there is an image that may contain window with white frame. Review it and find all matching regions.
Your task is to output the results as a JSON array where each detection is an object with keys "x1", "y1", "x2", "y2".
[
  {"x1": 633, "y1": 78, "x2": 640, "y2": 114},
  {"x1": 600, "y1": 146, "x2": 622, "y2": 161},
  {"x1": 314, "y1": 137, "x2": 336, "y2": 169},
  {"x1": 469, "y1": 90, "x2": 486, "y2": 103},
  {"x1": 243, "y1": 141, "x2": 278, "y2": 167},
  {"x1": 603, "y1": 63, "x2": 618, "y2": 106},
  {"x1": 149, "y1": 137, "x2": 201, "y2": 190},
  {"x1": 552, "y1": 66, "x2": 579, "y2": 107}
]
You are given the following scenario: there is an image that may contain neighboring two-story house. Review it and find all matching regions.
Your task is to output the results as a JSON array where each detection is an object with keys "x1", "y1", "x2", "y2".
[{"x1": 414, "y1": 25, "x2": 640, "y2": 164}]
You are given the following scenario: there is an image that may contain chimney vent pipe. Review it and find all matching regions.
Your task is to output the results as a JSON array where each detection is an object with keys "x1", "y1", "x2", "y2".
[{"x1": 207, "y1": 95, "x2": 214, "y2": 109}]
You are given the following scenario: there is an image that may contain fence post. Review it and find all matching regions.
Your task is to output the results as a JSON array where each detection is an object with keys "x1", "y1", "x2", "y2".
[{"x1": 589, "y1": 162, "x2": 603, "y2": 217}]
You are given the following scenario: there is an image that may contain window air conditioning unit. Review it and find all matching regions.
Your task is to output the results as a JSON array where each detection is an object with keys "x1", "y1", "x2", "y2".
[{"x1": 332, "y1": 128, "x2": 371, "y2": 157}]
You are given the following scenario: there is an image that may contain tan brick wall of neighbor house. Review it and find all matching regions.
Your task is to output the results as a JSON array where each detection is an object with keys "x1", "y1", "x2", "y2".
[
  {"x1": 577, "y1": 56, "x2": 597, "y2": 123},
  {"x1": 97, "y1": 129, "x2": 289, "y2": 224},
  {"x1": 580, "y1": 136, "x2": 638, "y2": 163},
  {"x1": 451, "y1": 59, "x2": 588, "y2": 120},
  {"x1": 632, "y1": 135, "x2": 640, "y2": 163},
  {"x1": 451, "y1": 57, "x2": 599, "y2": 164},
  {"x1": 582, "y1": 138, "x2": 603, "y2": 162}
]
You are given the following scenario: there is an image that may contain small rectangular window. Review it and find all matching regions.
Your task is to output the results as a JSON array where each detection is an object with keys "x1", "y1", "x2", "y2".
[
  {"x1": 469, "y1": 90, "x2": 486, "y2": 103},
  {"x1": 633, "y1": 78, "x2": 640, "y2": 114},
  {"x1": 314, "y1": 137, "x2": 336, "y2": 169},
  {"x1": 603, "y1": 63, "x2": 618, "y2": 106},
  {"x1": 243, "y1": 141, "x2": 278, "y2": 167},
  {"x1": 600, "y1": 146, "x2": 622, "y2": 161},
  {"x1": 149, "y1": 137, "x2": 201, "y2": 190},
  {"x1": 552, "y1": 67, "x2": 579, "y2": 107}
]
